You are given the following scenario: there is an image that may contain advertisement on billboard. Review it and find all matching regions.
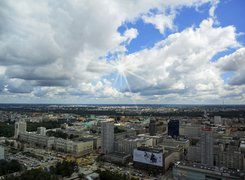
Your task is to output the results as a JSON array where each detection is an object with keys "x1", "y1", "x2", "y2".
[{"x1": 133, "y1": 149, "x2": 163, "y2": 167}]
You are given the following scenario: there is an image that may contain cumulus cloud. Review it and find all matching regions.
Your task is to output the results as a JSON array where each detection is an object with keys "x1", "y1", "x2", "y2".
[
  {"x1": 216, "y1": 48, "x2": 245, "y2": 85},
  {"x1": 142, "y1": 12, "x2": 175, "y2": 34},
  {"x1": 0, "y1": 0, "x2": 244, "y2": 103},
  {"x1": 123, "y1": 28, "x2": 139, "y2": 45},
  {"x1": 115, "y1": 18, "x2": 242, "y2": 102}
]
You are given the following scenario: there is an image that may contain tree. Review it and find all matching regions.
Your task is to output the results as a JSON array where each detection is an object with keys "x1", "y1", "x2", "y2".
[
  {"x1": 4, "y1": 161, "x2": 77, "y2": 180},
  {"x1": 18, "y1": 169, "x2": 58, "y2": 180},
  {"x1": 0, "y1": 122, "x2": 14, "y2": 137},
  {"x1": 0, "y1": 159, "x2": 22, "y2": 176},
  {"x1": 55, "y1": 160, "x2": 78, "y2": 177}
]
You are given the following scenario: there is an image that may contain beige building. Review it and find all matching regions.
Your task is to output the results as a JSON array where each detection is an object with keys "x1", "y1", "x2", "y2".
[
  {"x1": 115, "y1": 136, "x2": 153, "y2": 155},
  {"x1": 73, "y1": 140, "x2": 93, "y2": 155},
  {"x1": 162, "y1": 137, "x2": 190, "y2": 150},
  {"x1": 165, "y1": 151, "x2": 180, "y2": 171},
  {"x1": 19, "y1": 132, "x2": 93, "y2": 156},
  {"x1": 19, "y1": 132, "x2": 54, "y2": 148}
]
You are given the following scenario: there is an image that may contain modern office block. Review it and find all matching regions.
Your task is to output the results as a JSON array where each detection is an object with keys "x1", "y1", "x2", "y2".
[
  {"x1": 201, "y1": 127, "x2": 213, "y2": 166},
  {"x1": 149, "y1": 119, "x2": 157, "y2": 136},
  {"x1": 101, "y1": 119, "x2": 114, "y2": 154},
  {"x1": 168, "y1": 120, "x2": 179, "y2": 138}
]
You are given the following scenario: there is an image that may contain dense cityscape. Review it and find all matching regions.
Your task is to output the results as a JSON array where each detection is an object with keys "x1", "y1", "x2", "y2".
[{"x1": 0, "y1": 104, "x2": 245, "y2": 179}]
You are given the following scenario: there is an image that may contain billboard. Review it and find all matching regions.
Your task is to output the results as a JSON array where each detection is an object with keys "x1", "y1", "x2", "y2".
[{"x1": 133, "y1": 149, "x2": 163, "y2": 167}]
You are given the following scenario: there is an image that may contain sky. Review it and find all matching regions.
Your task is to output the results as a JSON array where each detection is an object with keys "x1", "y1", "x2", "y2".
[{"x1": 0, "y1": 0, "x2": 244, "y2": 104}]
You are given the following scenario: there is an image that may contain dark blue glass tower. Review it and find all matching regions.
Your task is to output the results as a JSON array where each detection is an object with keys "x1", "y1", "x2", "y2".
[{"x1": 168, "y1": 120, "x2": 179, "y2": 138}]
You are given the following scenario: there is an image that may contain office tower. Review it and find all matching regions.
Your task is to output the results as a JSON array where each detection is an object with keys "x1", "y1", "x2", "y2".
[
  {"x1": 201, "y1": 127, "x2": 213, "y2": 166},
  {"x1": 168, "y1": 120, "x2": 179, "y2": 138},
  {"x1": 149, "y1": 119, "x2": 157, "y2": 136},
  {"x1": 101, "y1": 119, "x2": 114, "y2": 154},
  {"x1": 37, "y1": 127, "x2": 46, "y2": 135},
  {"x1": 14, "y1": 121, "x2": 27, "y2": 138},
  {"x1": 0, "y1": 146, "x2": 4, "y2": 160}
]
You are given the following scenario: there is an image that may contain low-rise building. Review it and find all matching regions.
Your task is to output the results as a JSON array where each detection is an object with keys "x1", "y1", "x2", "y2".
[
  {"x1": 19, "y1": 132, "x2": 93, "y2": 156},
  {"x1": 133, "y1": 146, "x2": 165, "y2": 174},
  {"x1": 115, "y1": 136, "x2": 153, "y2": 155},
  {"x1": 162, "y1": 137, "x2": 190, "y2": 150},
  {"x1": 19, "y1": 132, "x2": 55, "y2": 148},
  {"x1": 137, "y1": 134, "x2": 163, "y2": 146},
  {"x1": 114, "y1": 130, "x2": 137, "y2": 140},
  {"x1": 73, "y1": 139, "x2": 93, "y2": 156},
  {"x1": 165, "y1": 151, "x2": 180, "y2": 171},
  {"x1": 103, "y1": 152, "x2": 131, "y2": 165}
]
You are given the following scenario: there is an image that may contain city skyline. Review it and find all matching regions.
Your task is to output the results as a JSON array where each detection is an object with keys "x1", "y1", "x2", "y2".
[{"x1": 0, "y1": 0, "x2": 244, "y2": 104}]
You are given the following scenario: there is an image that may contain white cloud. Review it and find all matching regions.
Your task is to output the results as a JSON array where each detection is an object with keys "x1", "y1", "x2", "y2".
[
  {"x1": 1, "y1": 0, "x2": 244, "y2": 104},
  {"x1": 216, "y1": 48, "x2": 245, "y2": 85},
  {"x1": 209, "y1": 0, "x2": 219, "y2": 18},
  {"x1": 142, "y1": 13, "x2": 175, "y2": 34},
  {"x1": 216, "y1": 48, "x2": 245, "y2": 71},
  {"x1": 123, "y1": 28, "x2": 139, "y2": 44},
  {"x1": 113, "y1": 18, "x2": 242, "y2": 103}
]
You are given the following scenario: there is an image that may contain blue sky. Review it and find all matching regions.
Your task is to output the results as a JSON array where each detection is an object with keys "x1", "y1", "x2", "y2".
[
  {"x1": 120, "y1": 0, "x2": 245, "y2": 55},
  {"x1": 0, "y1": 0, "x2": 244, "y2": 104}
]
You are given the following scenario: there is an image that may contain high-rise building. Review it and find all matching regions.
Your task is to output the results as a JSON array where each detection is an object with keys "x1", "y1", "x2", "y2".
[
  {"x1": 168, "y1": 120, "x2": 179, "y2": 138},
  {"x1": 201, "y1": 127, "x2": 213, "y2": 166},
  {"x1": 101, "y1": 119, "x2": 114, "y2": 154},
  {"x1": 149, "y1": 119, "x2": 157, "y2": 136},
  {"x1": 14, "y1": 121, "x2": 27, "y2": 138},
  {"x1": 0, "y1": 146, "x2": 4, "y2": 160}
]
